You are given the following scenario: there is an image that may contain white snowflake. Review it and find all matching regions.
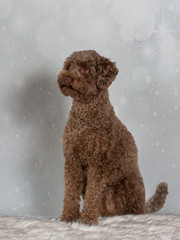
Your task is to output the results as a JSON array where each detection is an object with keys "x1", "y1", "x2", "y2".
[
  {"x1": 119, "y1": 95, "x2": 128, "y2": 109},
  {"x1": 14, "y1": 187, "x2": 20, "y2": 193},
  {"x1": 153, "y1": 112, "x2": 157, "y2": 117}
]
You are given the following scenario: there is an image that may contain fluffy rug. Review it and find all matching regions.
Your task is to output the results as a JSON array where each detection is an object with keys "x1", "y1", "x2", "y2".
[{"x1": 0, "y1": 214, "x2": 179, "y2": 240}]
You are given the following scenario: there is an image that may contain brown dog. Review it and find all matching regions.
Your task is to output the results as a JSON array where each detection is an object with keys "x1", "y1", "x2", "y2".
[{"x1": 57, "y1": 50, "x2": 168, "y2": 225}]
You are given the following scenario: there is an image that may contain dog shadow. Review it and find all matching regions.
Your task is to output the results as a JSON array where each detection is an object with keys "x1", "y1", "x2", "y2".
[{"x1": 7, "y1": 68, "x2": 68, "y2": 217}]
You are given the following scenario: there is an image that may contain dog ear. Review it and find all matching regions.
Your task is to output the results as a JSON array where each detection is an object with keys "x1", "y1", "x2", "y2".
[{"x1": 96, "y1": 56, "x2": 119, "y2": 89}]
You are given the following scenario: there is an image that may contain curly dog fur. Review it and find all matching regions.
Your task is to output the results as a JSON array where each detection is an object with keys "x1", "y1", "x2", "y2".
[{"x1": 57, "y1": 50, "x2": 168, "y2": 225}]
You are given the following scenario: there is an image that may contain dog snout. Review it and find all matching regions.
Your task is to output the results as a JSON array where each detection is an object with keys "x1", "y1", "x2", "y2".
[{"x1": 62, "y1": 76, "x2": 71, "y2": 84}]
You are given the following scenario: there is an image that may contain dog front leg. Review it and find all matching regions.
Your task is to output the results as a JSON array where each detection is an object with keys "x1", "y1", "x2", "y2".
[
  {"x1": 61, "y1": 158, "x2": 83, "y2": 223},
  {"x1": 81, "y1": 168, "x2": 106, "y2": 225}
]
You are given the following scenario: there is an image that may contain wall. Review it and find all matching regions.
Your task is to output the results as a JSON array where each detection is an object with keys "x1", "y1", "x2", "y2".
[{"x1": 0, "y1": 0, "x2": 179, "y2": 217}]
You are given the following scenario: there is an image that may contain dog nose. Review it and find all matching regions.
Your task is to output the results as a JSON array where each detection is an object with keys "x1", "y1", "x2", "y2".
[{"x1": 62, "y1": 77, "x2": 71, "y2": 84}]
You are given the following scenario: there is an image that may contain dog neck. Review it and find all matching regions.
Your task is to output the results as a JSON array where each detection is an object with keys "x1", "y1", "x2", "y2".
[{"x1": 69, "y1": 89, "x2": 115, "y2": 128}]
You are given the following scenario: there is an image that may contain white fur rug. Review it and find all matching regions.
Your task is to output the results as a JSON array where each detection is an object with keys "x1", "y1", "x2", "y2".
[{"x1": 0, "y1": 214, "x2": 179, "y2": 240}]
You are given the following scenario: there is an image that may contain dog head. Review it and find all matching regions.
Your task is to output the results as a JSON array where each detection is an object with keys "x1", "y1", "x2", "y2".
[{"x1": 57, "y1": 50, "x2": 119, "y2": 102}]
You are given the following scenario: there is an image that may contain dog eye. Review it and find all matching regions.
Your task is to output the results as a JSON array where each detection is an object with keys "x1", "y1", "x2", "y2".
[
  {"x1": 63, "y1": 62, "x2": 71, "y2": 70},
  {"x1": 66, "y1": 64, "x2": 71, "y2": 70},
  {"x1": 80, "y1": 67, "x2": 89, "y2": 74}
]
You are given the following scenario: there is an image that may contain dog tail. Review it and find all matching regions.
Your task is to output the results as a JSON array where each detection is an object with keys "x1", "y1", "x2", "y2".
[{"x1": 144, "y1": 182, "x2": 168, "y2": 213}]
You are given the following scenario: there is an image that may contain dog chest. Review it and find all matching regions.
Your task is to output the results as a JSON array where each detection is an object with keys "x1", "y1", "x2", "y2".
[{"x1": 63, "y1": 125, "x2": 109, "y2": 161}]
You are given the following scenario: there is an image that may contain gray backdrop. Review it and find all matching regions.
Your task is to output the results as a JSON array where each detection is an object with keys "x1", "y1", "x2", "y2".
[{"x1": 0, "y1": 0, "x2": 179, "y2": 218}]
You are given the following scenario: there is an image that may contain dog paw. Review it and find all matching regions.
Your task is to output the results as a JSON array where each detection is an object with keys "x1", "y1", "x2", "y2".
[
  {"x1": 61, "y1": 211, "x2": 80, "y2": 223},
  {"x1": 81, "y1": 217, "x2": 98, "y2": 225},
  {"x1": 81, "y1": 212, "x2": 98, "y2": 225}
]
